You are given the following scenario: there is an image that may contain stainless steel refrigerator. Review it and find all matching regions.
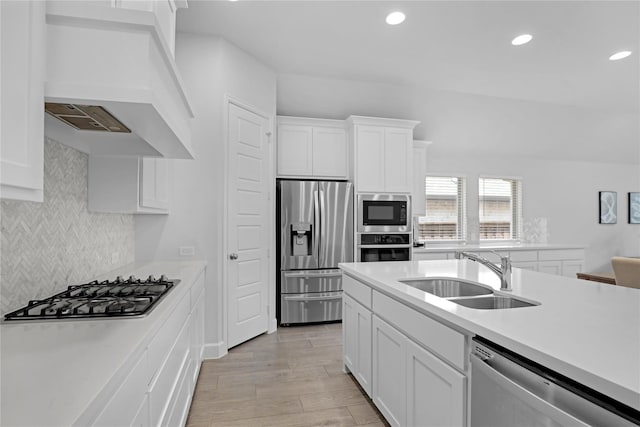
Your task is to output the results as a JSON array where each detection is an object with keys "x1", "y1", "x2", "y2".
[{"x1": 277, "y1": 180, "x2": 353, "y2": 325}]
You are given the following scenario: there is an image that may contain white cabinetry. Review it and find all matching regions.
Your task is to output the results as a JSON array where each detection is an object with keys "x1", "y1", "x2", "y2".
[
  {"x1": 89, "y1": 156, "x2": 169, "y2": 214},
  {"x1": 342, "y1": 293, "x2": 372, "y2": 397},
  {"x1": 276, "y1": 116, "x2": 347, "y2": 179},
  {"x1": 412, "y1": 247, "x2": 585, "y2": 278},
  {"x1": 343, "y1": 273, "x2": 467, "y2": 427},
  {"x1": 412, "y1": 140, "x2": 431, "y2": 216},
  {"x1": 89, "y1": 270, "x2": 205, "y2": 427},
  {"x1": 372, "y1": 316, "x2": 407, "y2": 427},
  {"x1": 348, "y1": 116, "x2": 419, "y2": 194},
  {"x1": 1, "y1": 1, "x2": 46, "y2": 202}
]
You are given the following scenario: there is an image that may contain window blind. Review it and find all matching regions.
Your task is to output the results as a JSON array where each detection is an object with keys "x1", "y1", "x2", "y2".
[
  {"x1": 479, "y1": 177, "x2": 522, "y2": 240},
  {"x1": 419, "y1": 176, "x2": 466, "y2": 241}
]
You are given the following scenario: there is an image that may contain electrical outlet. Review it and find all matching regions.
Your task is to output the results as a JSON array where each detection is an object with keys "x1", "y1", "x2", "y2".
[
  {"x1": 179, "y1": 246, "x2": 195, "y2": 257},
  {"x1": 111, "y1": 252, "x2": 119, "y2": 264}
]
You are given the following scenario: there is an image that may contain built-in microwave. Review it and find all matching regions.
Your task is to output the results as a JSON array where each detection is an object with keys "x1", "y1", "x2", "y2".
[{"x1": 357, "y1": 194, "x2": 411, "y2": 232}]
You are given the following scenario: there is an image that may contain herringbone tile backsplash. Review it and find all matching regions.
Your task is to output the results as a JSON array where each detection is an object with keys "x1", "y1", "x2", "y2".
[{"x1": 1, "y1": 140, "x2": 135, "y2": 315}]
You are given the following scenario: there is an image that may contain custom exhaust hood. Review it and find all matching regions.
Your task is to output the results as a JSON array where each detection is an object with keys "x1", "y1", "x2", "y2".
[{"x1": 44, "y1": 2, "x2": 194, "y2": 159}]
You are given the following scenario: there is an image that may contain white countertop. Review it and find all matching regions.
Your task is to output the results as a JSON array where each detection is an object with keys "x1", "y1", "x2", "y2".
[
  {"x1": 412, "y1": 242, "x2": 585, "y2": 253},
  {"x1": 0, "y1": 260, "x2": 206, "y2": 427},
  {"x1": 339, "y1": 260, "x2": 640, "y2": 411}
]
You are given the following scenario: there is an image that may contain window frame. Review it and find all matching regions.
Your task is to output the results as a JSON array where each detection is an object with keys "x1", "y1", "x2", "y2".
[
  {"x1": 417, "y1": 174, "x2": 467, "y2": 244},
  {"x1": 478, "y1": 175, "x2": 523, "y2": 242}
]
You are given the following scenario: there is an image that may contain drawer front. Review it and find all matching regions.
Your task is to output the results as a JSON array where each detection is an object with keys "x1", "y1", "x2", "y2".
[
  {"x1": 190, "y1": 271, "x2": 205, "y2": 308},
  {"x1": 93, "y1": 351, "x2": 148, "y2": 427},
  {"x1": 343, "y1": 274, "x2": 372, "y2": 309},
  {"x1": 508, "y1": 250, "x2": 538, "y2": 262},
  {"x1": 281, "y1": 270, "x2": 343, "y2": 293},
  {"x1": 373, "y1": 291, "x2": 466, "y2": 370},
  {"x1": 147, "y1": 290, "x2": 190, "y2": 385},
  {"x1": 149, "y1": 314, "x2": 191, "y2": 427},
  {"x1": 280, "y1": 292, "x2": 342, "y2": 324},
  {"x1": 538, "y1": 249, "x2": 584, "y2": 261}
]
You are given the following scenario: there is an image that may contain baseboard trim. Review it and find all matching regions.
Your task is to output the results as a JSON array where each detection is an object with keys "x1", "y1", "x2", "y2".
[{"x1": 203, "y1": 341, "x2": 227, "y2": 359}]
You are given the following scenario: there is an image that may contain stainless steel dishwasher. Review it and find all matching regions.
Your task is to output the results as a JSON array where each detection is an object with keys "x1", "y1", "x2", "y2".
[{"x1": 470, "y1": 337, "x2": 640, "y2": 427}]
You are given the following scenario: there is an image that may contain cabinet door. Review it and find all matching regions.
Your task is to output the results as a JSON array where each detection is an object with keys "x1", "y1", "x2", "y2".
[
  {"x1": 0, "y1": 1, "x2": 45, "y2": 202},
  {"x1": 277, "y1": 124, "x2": 313, "y2": 176},
  {"x1": 343, "y1": 295, "x2": 358, "y2": 374},
  {"x1": 343, "y1": 294, "x2": 372, "y2": 396},
  {"x1": 140, "y1": 157, "x2": 169, "y2": 210},
  {"x1": 312, "y1": 127, "x2": 347, "y2": 178},
  {"x1": 384, "y1": 128, "x2": 412, "y2": 193},
  {"x1": 356, "y1": 126, "x2": 385, "y2": 192},
  {"x1": 406, "y1": 339, "x2": 466, "y2": 427},
  {"x1": 512, "y1": 261, "x2": 538, "y2": 272},
  {"x1": 372, "y1": 316, "x2": 406, "y2": 427},
  {"x1": 412, "y1": 141, "x2": 428, "y2": 216},
  {"x1": 538, "y1": 261, "x2": 562, "y2": 275},
  {"x1": 562, "y1": 260, "x2": 584, "y2": 278}
]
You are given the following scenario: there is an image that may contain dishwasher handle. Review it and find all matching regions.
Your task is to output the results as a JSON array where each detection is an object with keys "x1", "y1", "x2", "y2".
[{"x1": 471, "y1": 352, "x2": 592, "y2": 427}]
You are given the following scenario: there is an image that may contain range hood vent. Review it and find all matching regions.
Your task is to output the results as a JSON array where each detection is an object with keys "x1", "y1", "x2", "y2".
[{"x1": 45, "y1": 103, "x2": 131, "y2": 133}]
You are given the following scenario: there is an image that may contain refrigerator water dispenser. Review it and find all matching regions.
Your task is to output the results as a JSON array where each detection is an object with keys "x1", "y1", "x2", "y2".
[{"x1": 291, "y1": 223, "x2": 312, "y2": 256}]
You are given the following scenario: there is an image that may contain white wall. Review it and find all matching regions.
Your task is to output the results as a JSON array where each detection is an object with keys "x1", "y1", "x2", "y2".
[
  {"x1": 277, "y1": 73, "x2": 640, "y2": 271},
  {"x1": 135, "y1": 33, "x2": 276, "y2": 356}
]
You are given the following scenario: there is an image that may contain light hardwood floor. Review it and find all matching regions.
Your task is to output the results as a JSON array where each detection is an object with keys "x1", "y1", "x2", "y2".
[{"x1": 186, "y1": 323, "x2": 389, "y2": 427}]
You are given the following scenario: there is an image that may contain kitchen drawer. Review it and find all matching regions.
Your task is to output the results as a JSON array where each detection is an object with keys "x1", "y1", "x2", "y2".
[
  {"x1": 343, "y1": 274, "x2": 372, "y2": 309},
  {"x1": 508, "y1": 250, "x2": 538, "y2": 262},
  {"x1": 538, "y1": 249, "x2": 584, "y2": 261},
  {"x1": 190, "y1": 271, "x2": 205, "y2": 308},
  {"x1": 93, "y1": 350, "x2": 148, "y2": 427},
  {"x1": 280, "y1": 292, "x2": 342, "y2": 324},
  {"x1": 373, "y1": 291, "x2": 466, "y2": 371},
  {"x1": 166, "y1": 358, "x2": 193, "y2": 427},
  {"x1": 147, "y1": 289, "x2": 190, "y2": 385},
  {"x1": 281, "y1": 269, "x2": 343, "y2": 293},
  {"x1": 149, "y1": 313, "x2": 191, "y2": 427}
]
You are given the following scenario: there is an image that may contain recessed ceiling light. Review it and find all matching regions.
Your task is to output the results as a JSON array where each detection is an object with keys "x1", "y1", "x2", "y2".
[
  {"x1": 609, "y1": 51, "x2": 632, "y2": 61},
  {"x1": 386, "y1": 11, "x2": 406, "y2": 26},
  {"x1": 511, "y1": 34, "x2": 533, "y2": 46}
]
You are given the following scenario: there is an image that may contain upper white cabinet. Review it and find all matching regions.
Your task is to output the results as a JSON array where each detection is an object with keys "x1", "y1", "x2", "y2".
[
  {"x1": 1, "y1": 1, "x2": 46, "y2": 202},
  {"x1": 412, "y1": 140, "x2": 431, "y2": 216},
  {"x1": 88, "y1": 156, "x2": 170, "y2": 214},
  {"x1": 348, "y1": 116, "x2": 419, "y2": 194},
  {"x1": 276, "y1": 116, "x2": 348, "y2": 179}
]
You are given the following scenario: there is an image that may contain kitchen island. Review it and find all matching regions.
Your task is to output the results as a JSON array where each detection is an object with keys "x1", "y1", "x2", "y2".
[
  {"x1": 0, "y1": 260, "x2": 206, "y2": 427},
  {"x1": 339, "y1": 260, "x2": 640, "y2": 426}
]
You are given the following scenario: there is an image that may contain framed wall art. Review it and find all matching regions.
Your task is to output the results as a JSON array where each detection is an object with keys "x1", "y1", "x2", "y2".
[
  {"x1": 599, "y1": 191, "x2": 617, "y2": 224},
  {"x1": 629, "y1": 192, "x2": 640, "y2": 224}
]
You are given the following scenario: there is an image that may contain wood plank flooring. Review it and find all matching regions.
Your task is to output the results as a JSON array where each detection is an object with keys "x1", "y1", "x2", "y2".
[{"x1": 186, "y1": 323, "x2": 389, "y2": 427}]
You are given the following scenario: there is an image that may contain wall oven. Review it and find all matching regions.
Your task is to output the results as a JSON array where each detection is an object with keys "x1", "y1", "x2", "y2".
[
  {"x1": 357, "y1": 233, "x2": 412, "y2": 262},
  {"x1": 358, "y1": 194, "x2": 411, "y2": 232}
]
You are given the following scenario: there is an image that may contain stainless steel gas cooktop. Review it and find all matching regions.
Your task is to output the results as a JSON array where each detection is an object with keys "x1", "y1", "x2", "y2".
[{"x1": 4, "y1": 275, "x2": 179, "y2": 321}]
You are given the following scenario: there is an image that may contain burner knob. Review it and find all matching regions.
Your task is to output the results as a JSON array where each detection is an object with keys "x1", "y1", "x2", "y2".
[
  {"x1": 147, "y1": 275, "x2": 156, "y2": 283},
  {"x1": 159, "y1": 274, "x2": 169, "y2": 282}
]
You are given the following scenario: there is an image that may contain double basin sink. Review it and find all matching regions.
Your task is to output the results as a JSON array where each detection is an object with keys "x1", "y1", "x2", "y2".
[{"x1": 398, "y1": 278, "x2": 539, "y2": 309}]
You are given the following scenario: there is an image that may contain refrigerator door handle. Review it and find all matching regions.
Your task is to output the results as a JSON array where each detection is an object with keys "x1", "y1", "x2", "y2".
[
  {"x1": 313, "y1": 190, "x2": 320, "y2": 258},
  {"x1": 318, "y1": 190, "x2": 326, "y2": 267}
]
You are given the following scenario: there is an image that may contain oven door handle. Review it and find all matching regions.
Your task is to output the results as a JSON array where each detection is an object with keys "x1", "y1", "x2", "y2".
[
  {"x1": 283, "y1": 294, "x2": 343, "y2": 302},
  {"x1": 357, "y1": 244, "x2": 412, "y2": 249}
]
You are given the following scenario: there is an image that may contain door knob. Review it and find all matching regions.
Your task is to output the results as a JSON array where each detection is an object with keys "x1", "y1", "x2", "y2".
[{"x1": 229, "y1": 253, "x2": 239, "y2": 260}]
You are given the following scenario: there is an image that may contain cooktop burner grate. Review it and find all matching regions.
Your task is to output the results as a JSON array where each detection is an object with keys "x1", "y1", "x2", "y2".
[{"x1": 4, "y1": 275, "x2": 179, "y2": 321}]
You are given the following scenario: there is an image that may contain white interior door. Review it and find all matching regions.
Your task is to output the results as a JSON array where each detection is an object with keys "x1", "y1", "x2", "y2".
[{"x1": 227, "y1": 103, "x2": 270, "y2": 349}]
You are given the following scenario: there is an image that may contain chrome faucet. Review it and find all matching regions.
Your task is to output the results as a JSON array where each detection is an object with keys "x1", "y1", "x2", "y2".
[{"x1": 455, "y1": 251, "x2": 512, "y2": 291}]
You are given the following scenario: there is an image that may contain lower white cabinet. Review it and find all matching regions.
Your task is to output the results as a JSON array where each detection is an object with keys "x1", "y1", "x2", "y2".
[
  {"x1": 372, "y1": 316, "x2": 407, "y2": 427},
  {"x1": 89, "y1": 270, "x2": 205, "y2": 427},
  {"x1": 406, "y1": 339, "x2": 466, "y2": 427},
  {"x1": 342, "y1": 294, "x2": 372, "y2": 397},
  {"x1": 89, "y1": 156, "x2": 169, "y2": 214}
]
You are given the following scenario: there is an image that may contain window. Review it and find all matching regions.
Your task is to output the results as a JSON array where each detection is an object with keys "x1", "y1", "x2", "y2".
[
  {"x1": 418, "y1": 176, "x2": 466, "y2": 241},
  {"x1": 478, "y1": 177, "x2": 522, "y2": 240}
]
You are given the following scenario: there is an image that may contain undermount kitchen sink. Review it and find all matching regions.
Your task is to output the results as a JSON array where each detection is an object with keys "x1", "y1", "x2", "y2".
[
  {"x1": 399, "y1": 278, "x2": 494, "y2": 298},
  {"x1": 452, "y1": 295, "x2": 539, "y2": 309}
]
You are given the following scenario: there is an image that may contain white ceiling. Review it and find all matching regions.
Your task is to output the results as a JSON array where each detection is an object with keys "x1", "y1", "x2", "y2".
[{"x1": 177, "y1": 1, "x2": 639, "y2": 113}]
